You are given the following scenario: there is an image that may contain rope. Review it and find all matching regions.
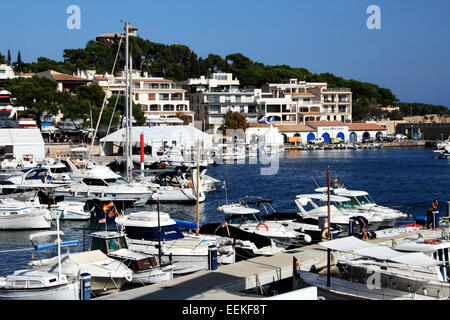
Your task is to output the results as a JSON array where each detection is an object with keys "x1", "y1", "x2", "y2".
[{"x1": 88, "y1": 32, "x2": 124, "y2": 158}]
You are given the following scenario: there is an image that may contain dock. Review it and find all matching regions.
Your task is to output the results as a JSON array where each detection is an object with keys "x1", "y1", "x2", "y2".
[{"x1": 97, "y1": 227, "x2": 446, "y2": 300}]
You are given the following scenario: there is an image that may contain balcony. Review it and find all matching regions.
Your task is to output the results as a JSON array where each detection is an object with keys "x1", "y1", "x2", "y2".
[{"x1": 322, "y1": 88, "x2": 351, "y2": 93}]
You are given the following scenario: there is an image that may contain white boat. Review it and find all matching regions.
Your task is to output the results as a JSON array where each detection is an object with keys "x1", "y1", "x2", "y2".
[
  {"x1": 89, "y1": 231, "x2": 175, "y2": 285},
  {"x1": 298, "y1": 271, "x2": 440, "y2": 300},
  {"x1": 0, "y1": 230, "x2": 80, "y2": 300},
  {"x1": 28, "y1": 249, "x2": 133, "y2": 296},
  {"x1": 312, "y1": 236, "x2": 449, "y2": 300},
  {"x1": 49, "y1": 200, "x2": 91, "y2": 220},
  {"x1": 218, "y1": 204, "x2": 311, "y2": 249},
  {"x1": 54, "y1": 168, "x2": 152, "y2": 207},
  {"x1": 115, "y1": 211, "x2": 235, "y2": 275},
  {"x1": 0, "y1": 198, "x2": 51, "y2": 230},
  {"x1": 295, "y1": 193, "x2": 385, "y2": 231},
  {"x1": 0, "y1": 270, "x2": 80, "y2": 300},
  {"x1": 318, "y1": 186, "x2": 408, "y2": 227}
]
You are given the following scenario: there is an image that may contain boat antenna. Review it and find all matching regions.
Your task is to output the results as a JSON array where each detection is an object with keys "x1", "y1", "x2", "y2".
[{"x1": 312, "y1": 176, "x2": 321, "y2": 189}]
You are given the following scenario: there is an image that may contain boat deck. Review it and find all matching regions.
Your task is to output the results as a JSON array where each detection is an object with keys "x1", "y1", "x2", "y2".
[{"x1": 96, "y1": 227, "x2": 446, "y2": 300}]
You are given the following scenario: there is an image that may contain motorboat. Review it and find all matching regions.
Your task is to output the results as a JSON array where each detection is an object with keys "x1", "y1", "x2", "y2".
[
  {"x1": 0, "y1": 230, "x2": 80, "y2": 300},
  {"x1": 0, "y1": 270, "x2": 80, "y2": 300},
  {"x1": 0, "y1": 197, "x2": 52, "y2": 230},
  {"x1": 28, "y1": 245, "x2": 133, "y2": 296},
  {"x1": 295, "y1": 193, "x2": 385, "y2": 232},
  {"x1": 53, "y1": 167, "x2": 152, "y2": 207},
  {"x1": 318, "y1": 186, "x2": 408, "y2": 228},
  {"x1": 143, "y1": 168, "x2": 206, "y2": 203},
  {"x1": 218, "y1": 204, "x2": 311, "y2": 249},
  {"x1": 89, "y1": 231, "x2": 175, "y2": 285},
  {"x1": 308, "y1": 236, "x2": 450, "y2": 300},
  {"x1": 49, "y1": 200, "x2": 92, "y2": 220},
  {"x1": 115, "y1": 211, "x2": 235, "y2": 275},
  {"x1": 236, "y1": 196, "x2": 343, "y2": 242}
]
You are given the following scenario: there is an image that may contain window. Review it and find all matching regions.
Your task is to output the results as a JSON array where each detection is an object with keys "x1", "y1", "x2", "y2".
[
  {"x1": 83, "y1": 179, "x2": 107, "y2": 186},
  {"x1": 148, "y1": 93, "x2": 155, "y2": 100},
  {"x1": 135, "y1": 93, "x2": 139, "y2": 100}
]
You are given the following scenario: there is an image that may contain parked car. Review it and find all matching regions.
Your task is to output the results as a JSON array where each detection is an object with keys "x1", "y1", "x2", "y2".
[
  {"x1": 309, "y1": 138, "x2": 324, "y2": 144},
  {"x1": 395, "y1": 134, "x2": 407, "y2": 140}
]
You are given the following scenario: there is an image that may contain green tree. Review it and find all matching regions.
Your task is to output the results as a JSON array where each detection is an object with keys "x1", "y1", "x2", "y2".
[
  {"x1": 4, "y1": 76, "x2": 67, "y2": 127},
  {"x1": 175, "y1": 112, "x2": 191, "y2": 125},
  {"x1": 7, "y1": 50, "x2": 11, "y2": 66},
  {"x1": 219, "y1": 110, "x2": 249, "y2": 135}
]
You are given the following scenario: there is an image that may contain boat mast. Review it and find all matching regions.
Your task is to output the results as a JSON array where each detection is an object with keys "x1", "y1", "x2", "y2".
[
  {"x1": 128, "y1": 53, "x2": 133, "y2": 179},
  {"x1": 196, "y1": 139, "x2": 200, "y2": 236},
  {"x1": 124, "y1": 22, "x2": 130, "y2": 181}
]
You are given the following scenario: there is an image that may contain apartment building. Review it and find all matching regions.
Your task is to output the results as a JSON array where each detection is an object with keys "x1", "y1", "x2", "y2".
[
  {"x1": 90, "y1": 70, "x2": 194, "y2": 125},
  {"x1": 259, "y1": 79, "x2": 352, "y2": 124},
  {"x1": 179, "y1": 73, "x2": 262, "y2": 132}
]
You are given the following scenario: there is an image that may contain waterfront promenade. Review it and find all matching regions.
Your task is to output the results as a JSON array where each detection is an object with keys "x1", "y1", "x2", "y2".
[{"x1": 97, "y1": 227, "x2": 445, "y2": 300}]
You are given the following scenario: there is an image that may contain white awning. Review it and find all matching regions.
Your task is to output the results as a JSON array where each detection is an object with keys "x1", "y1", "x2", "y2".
[{"x1": 320, "y1": 236, "x2": 441, "y2": 268}]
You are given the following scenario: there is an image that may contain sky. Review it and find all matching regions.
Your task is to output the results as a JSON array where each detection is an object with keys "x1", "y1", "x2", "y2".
[{"x1": 1, "y1": 0, "x2": 450, "y2": 107}]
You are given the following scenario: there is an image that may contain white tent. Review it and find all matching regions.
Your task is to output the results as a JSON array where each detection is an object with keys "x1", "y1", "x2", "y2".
[
  {"x1": 0, "y1": 128, "x2": 45, "y2": 161},
  {"x1": 99, "y1": 126, "x2": 213, "y2": 156}
]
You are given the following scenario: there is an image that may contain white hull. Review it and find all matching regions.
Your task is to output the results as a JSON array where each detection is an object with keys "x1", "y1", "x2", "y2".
[
  {"x1": 150, "y1": 188, "x2": 205, "y2": 203},
  {"x1": 0, "y1": 209, "x2": 51, "y2": 230},
  {"x1": 130, "y1": 265, "x2": 174, "y2": 284},
  {"x1": 55, "y1": 189, "x2": 151, "y2": 207},
  {"x1": 0, "y1": 282, "x2": 79, "y2": 300},
  {"x1": 50, "y1": 202, "x2": 91, "y2": 220}
]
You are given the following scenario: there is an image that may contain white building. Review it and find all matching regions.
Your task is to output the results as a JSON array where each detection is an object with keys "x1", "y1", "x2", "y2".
[
  {"x1": 179, "y1": 73, "x2": 262, "y2": 133},
  {"x1": 0, "y1": 128, "x2": 45, "y2": 161}
]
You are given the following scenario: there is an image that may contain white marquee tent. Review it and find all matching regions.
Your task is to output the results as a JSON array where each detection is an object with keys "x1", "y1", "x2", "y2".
[
  {"x1": 99, "y1": 126, "x2": 213, "y2": 156},
  {"x1": 0, "y1": 128, "x2": 45, "y2": 161}
]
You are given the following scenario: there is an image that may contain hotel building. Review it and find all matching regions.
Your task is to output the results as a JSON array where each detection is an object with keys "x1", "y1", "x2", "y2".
[{"x1": 179, "y1": 73, "x2": 262, "y2": 133}]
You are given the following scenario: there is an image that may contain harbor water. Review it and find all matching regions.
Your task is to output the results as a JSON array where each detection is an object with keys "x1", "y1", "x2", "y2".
[{"x1": 0, "y1": 146, "x2": 449, "y2": 277}]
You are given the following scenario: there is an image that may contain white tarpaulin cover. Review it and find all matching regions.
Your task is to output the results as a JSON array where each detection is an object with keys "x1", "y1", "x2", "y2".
[
  {"x1": 0, "y1": 128, "x2": 45, "y2": 161},
  {"x1": 320, "y1": 236, "x2": 441, "y2": 268},
  {"x1": 100, "y1": 126, "x2": 212, "y2": 144}
]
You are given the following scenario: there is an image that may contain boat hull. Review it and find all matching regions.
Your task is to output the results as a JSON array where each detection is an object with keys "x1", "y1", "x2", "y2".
[
  {"x1": 0, "y1": 282, "x2": 79, "y2": 300},
  {"x1": 0, "y1": 210, "x2": 51, "y2": 230}
]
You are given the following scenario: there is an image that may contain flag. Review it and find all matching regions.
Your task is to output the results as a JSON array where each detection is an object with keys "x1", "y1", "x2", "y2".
[
  {"x1": 222, "y1": 181, "x2": 226, "y2": 189},
  {"x1": 103, "y1": 201, "x2": 118, "y2": 219},
  {"x1": 98, "y1": 218, "x2": 106, "y2": 224},
  {"x1": 221, "y1": 221, "x2": 227, "y2": 228}
]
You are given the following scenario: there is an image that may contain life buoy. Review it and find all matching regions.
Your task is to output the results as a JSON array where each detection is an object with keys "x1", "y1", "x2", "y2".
[
  {"x1": 424, "y1": 239, "x2": 443, "y2": 245},
  {"x1": 256, "y1": 222, "x2": 269, "y2": 231}
]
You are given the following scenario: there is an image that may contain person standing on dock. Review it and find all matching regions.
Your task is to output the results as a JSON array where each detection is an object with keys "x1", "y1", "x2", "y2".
[
  {"x1": 427, "y1": 199, "x2": 439, "y2": 229},
  {"x1": 351, "y1": 216, "x2": 369, "y2": 240}
]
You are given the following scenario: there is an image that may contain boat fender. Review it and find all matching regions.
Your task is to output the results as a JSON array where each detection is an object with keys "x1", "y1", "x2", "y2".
[
  {"x1": 187, "y1": 181, "x2": 194, "y2": 188},
  {"x1": 424, "y1": 239, "x2": 443, "y2": 245},
  {"x1": 321, "y1": 229, "x2": 328, "y2": 242},
  {"x1": 256, "y1": 222, "x2": 269, "y2": 231}
]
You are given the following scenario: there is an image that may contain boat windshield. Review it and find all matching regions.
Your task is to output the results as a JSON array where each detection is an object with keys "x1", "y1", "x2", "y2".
[
  {"x1": 225, "y1": 212, "x2": 265, "y2": 224},
  {"x1": 50, "y1": 167, "x2": 70, "y2": 174},
  {"x1": 333, "y1": 200, "x2": 355, "y2": 210},
  {"x1": 90, "y1": 236, "x2": 128, "y2": 253},
  {"x1": 105, "y1": 178, "x2": 128, "y2": 185},
  {"x1": 355, "y1": 195, "x2": 374, "y2": 205}
]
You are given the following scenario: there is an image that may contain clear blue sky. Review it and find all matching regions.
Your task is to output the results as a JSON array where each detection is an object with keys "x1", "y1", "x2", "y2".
[{"x1": 2, "y1": 0, "x2": 450, "y2": 106}]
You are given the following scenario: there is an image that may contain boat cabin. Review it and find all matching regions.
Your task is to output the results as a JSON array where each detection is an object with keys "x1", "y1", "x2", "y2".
[
  {"x1": 2, "y1": 270, "x2": 68, "y2": 289},
  {"x1": 89, "y1": 231, "x2": 159, "y2": 271},
  {"x1": 295, "y1": 194, "x2": 356, "y2": 215},
  {"x1": 221, "y1": 206, "x2": 265, "y2": 224}
]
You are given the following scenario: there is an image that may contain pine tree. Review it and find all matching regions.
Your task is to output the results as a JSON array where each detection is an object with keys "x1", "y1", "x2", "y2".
[
  {"x1": 15, "y1": 51, "x2": 23, "y2": 72},
  {"x1": 7, "y1": 50, "x2": 11, "y2": 66}
]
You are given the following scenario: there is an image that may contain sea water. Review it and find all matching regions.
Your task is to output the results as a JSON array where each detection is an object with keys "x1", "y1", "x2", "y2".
[{"x1": 0, "y1": 147, "x2": 448, "y2": 276}]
